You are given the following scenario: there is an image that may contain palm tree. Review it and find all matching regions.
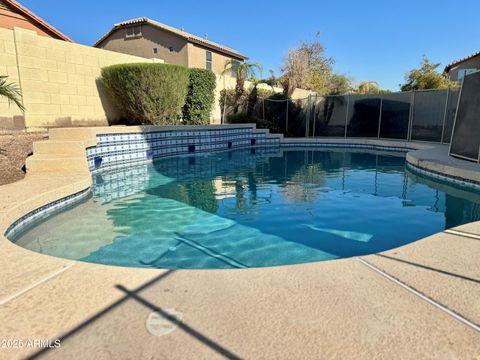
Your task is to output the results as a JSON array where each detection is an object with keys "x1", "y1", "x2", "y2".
[
  {"x1": 0, "y1": 76, "x2": 25, "y2": 111},
  {"x1": 246, "y1": 76, "x2": 267, "y2": 116},
  {"x1": 222, "y1": 60, "x2": 262, "y2": 114}
]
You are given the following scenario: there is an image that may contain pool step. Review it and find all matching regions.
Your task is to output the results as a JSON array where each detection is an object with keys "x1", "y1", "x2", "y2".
[
  {"x1": 253, "y1": 129, "x2": 283, "y2": 141},
  {"x1": 48, "y1": 127, "x2": 95, "y2": 142},
  {"x1": 26, "y1": 154, "x2": 89, "y2": 174},
  {"x1": 33, "y1": 140, "x2": 88, "y2": 157},
  {"x1": 26, "y1": 127, "x2": 95, "y2": 175}
]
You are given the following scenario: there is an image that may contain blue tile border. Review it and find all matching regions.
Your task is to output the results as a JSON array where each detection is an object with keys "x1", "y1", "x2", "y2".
[
  {"x1": 280, "y1": 142, "x2": 413, "y2": 153},
  {"x1": 406, "y1": 162, "x2": 480, "y2": 191},
  {"x1": 5, "y1": 187, "x2": 92, "y2": 240}
]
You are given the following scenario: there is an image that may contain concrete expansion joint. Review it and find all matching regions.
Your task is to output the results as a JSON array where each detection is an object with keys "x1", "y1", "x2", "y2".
[
  {"x1": 356, "y1": 257, "x2": 480, "y2": 333},
  {"x1": 0, "y1": 263, "x2": 74, "y2": 306},
  {"x1": 445, "y1": 229, "x2": 480, "y2": 241}
]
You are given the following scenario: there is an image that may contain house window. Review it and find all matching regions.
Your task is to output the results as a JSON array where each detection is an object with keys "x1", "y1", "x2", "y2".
[
  {"x1": 168, "y1": 46, "x2": 175, "y2": 53},
  {"x1": 457, "y1": 68, "x2": 477, "y2": 81},
  {"x1": 153, "y1": 48, "x2": 158, "y2": 55},
  {"x1": 206, "y1": 51, "x2": 212, "y2": 71},
  {"x1": 230, "y1": 59, "x2": 240, "y2": 77},
  {"x1": 126, "y1": 26, "x2": 141, "y2": 38}
]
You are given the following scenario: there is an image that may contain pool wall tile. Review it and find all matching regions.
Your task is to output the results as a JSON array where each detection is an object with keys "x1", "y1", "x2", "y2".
[
  {"x1": 406, "y1": 162, "x2": 480, "y2": 191},
  {"x1": 86, "y1": 128, "x2": 281, "y2": 173},
  {"x1": 4, "y1": 188, "x2": 92, "y2": 239}
]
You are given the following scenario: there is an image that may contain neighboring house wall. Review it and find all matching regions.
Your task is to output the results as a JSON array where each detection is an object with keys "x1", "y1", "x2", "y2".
[
  {"x1": 187, "y1": 42, "x2": 240, "y2": 74},
  {"x1": 96, "y1": 24, "x2": 243, "y2": 75},
  {"x1": 446, "y1": 55, "x2": 480, "y2": 81},
  {"x1": 0, "y1": 27, "x2": 154, "y2": 130},
  {"x1": 0, "y1": 0, "x2": 67, "y2": 40},
  {"x1": 0, "y1": 7, "x2": 52, "y2": 38},
  {"x1": 96, "y1": 24, "x2": 189, "y2": 67}
]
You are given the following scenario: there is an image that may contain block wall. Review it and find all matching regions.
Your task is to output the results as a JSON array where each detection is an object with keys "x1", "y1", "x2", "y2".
[{"x1": 0, "y1": 27, "x2": 153, "y2": 130}]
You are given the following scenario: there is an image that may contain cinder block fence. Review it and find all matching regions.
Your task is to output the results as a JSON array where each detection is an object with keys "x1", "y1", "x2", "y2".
[{"x1": 0, "y1": 27, "x2": 154, "y2": 131}]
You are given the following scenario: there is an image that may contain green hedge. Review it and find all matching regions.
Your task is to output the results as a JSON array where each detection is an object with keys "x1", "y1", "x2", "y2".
[
  {"x1": 101, "y1": 63, "x2": 190, "y2": 125},
  {"x1": 182, "y1": 68, "x2": 216, "y2": 125}
]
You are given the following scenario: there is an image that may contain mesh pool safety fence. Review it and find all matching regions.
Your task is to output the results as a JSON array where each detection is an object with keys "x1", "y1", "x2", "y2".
[
  {"x1": 230, "y1": 87, "x2": 463, "y2": 144},
  {"x1": 449, "y1": 70, "x2": 480, "y2": 162}
]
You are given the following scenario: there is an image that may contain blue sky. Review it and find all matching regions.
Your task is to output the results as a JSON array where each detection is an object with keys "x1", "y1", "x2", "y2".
[{"x1": 21, "y1": 0, "x2": 480, "y2": 90}]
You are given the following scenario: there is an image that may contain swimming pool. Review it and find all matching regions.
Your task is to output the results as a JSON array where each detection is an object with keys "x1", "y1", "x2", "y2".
[{"x1": 10, "y1": 147, "x2": 480, "y2": 269}]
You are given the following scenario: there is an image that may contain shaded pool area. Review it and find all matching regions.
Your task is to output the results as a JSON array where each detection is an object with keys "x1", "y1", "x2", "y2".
[{"x1": 11, "y1": 147, "x2": 480, "y2": 269}]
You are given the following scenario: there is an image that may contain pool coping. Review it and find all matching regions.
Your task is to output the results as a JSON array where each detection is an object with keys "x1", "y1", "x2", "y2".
[{"x1": 0, "y1": 124, "x2": 479, "y2": 359}]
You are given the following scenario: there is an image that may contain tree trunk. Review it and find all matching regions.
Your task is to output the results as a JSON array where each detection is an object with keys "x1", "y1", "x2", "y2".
[{"x1": 233, "y1": 76, "x2": 245, "y2": 114}]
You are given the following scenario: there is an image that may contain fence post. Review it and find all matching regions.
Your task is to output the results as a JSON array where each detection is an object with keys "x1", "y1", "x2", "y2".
[
  {"x1": 441, "y1": 87, "x2": 450, "y2": 143},
  {"x1": 304, "y1": 97, "x2": 307, "y2": 137},
  {"x1": 407, "y1": 90, "x2": 415, "y2": 141},
  {"x1": 262, "y1": 98, "x2": 265, "y2": 123},
  {"x1": 344, "y1": 94, "x2": 350, "y2": 138},
  {"x1": 312, "y1": 95, "x2": 317, "y2": 137},
  {"x1": 305, "y1": 95, "x2": 311, "y2": 138},
  {"x1": 377, "y1": 93, "x2": 383, "y2": 138},
  {"x1": 286, "y1": 98, "x2": 289, "y2": 136}
]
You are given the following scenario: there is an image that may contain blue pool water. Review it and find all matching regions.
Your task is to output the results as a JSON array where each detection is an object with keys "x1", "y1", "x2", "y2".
[{"x1": 11, "y1": 147, "x2": 480, "y2": 269}]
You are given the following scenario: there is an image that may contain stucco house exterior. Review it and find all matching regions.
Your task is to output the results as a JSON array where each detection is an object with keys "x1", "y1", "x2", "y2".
[
  {"x1": 0, "y1": 0, "x2": 71, "y2": 41},
  {"x1": 93, "y1": 17, "x2": 247, "y2": 75},
  {"x1": 444, "y1": 50, "x2": 480, "y2": 81}
]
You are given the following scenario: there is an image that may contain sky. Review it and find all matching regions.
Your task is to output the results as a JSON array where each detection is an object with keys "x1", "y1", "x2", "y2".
[{"x1": 21, "y1": 0, "x2": 480, "y2": 91}]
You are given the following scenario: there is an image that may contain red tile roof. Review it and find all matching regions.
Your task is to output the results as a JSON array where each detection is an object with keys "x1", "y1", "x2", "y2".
[
  {"x1": 443, "y1": 50, "x2": 480, "y2": 74},
  {"x1": 1, "y1": 0, "x2": 72, "y2": 42},
  {"x1": 94, "y1": 17, "x2": 247, "y2": 60}
]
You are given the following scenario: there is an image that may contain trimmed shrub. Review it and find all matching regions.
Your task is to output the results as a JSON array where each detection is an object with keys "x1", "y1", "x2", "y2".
[
  {"x1": 248, "y1": 93, "x2": 303, "y2": 135},
  {"x1": 226, "y1": 112, "x2": 251, "y2": 124},
  {"x1": 182, "y1": 69, "x2": 216, "y2": 125},
  {"x1": 101, "y1": 63, "x2": 190, "y2": 125},
  {"x1": 220, "y1": 87, "x2": 275, "y2": 121}
]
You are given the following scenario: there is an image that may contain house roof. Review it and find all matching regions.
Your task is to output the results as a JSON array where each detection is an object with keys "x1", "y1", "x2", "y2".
[
  {"x1": 444, "y1": 50, "x2": 480, "y2": 74},
  {"x1": 93, "y1": 17, "x2": 248, "y2": 60},
  {"x1": 0, "y1": 0, "x2": 72, "y2": 42}
]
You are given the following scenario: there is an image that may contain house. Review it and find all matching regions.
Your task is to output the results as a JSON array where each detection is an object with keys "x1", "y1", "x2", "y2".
[
  {"x1": 443, "y1": 50, "x2": 480, "y2": 81},
  {"x1": 93, "y1": 17, "x2": 247, "y2": 75},
  {"x1": 0, "y1": 0, "x2": 72, "y2": 41}
]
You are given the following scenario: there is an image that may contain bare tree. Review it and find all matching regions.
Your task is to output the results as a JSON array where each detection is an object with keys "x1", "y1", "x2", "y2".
[{"x1": 280, "y1": 34, "x2": 334, "y2": 96}]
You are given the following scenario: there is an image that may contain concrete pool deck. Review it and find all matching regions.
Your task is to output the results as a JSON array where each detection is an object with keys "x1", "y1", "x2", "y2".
[{"x1": 0, "y1": 126, "x2": 479, "y2": 359}]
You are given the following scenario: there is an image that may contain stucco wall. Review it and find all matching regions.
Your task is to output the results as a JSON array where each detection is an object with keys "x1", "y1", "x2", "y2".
[
  {"x1": 98, "y1": 26, "x2": 243, "y2": 76},
  {"x1": 447, "y1": 56, "x2": 480, "y2": 81},
  {"x1": 0, "y1": 6, "x2": 59, "y2": 40},
  {"x1": 187, "y1": 42, "x2": 241, "y2": 75},
  {"x1": 0, "y1": 27, "x2": 155, "y2": 130},
  {"x1": 97, "y1": 24, "x2": 189, "y2": 67}
]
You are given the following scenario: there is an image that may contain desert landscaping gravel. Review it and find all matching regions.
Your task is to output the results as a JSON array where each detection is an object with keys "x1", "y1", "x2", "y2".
[{"x1": 0, "y1": 132, "x2": 46, "y2": 185}]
